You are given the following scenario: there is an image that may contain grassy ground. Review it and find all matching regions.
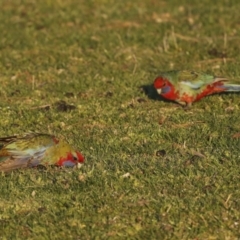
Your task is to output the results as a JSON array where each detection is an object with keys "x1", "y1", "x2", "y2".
[{"x1": 0, "y1": 0, "x2": 240, "y2": 239}]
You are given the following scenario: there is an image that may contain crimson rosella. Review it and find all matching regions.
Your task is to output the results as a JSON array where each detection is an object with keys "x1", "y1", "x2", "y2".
[
  {"x1": 0, "y1": 133, "x2": 84, "y2": 172},
  {"x1": 154, "y1": 70, "x2": 240, "y2": 107}
]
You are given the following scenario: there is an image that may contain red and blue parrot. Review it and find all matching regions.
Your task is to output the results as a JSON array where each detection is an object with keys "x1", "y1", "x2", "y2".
[
  {"x1": 0, "y1": 133, "x2": 84, "y2": 172},
  {"x1": 154, "y1": 70, "x2": 240, "y2": 107}
]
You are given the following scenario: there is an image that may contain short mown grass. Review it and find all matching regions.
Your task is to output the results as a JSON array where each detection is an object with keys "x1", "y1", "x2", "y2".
[{"x1": 0, "y1": 0, "x2": 240, "y2": 239}]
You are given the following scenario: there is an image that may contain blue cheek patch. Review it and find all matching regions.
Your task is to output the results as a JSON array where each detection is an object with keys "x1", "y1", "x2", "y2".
[
  {"x1": 161, "y1": 86, "x2": 171, "y2": 94},
  {"x1": 62, "y1": 161, "x2": 75, "y2": 167}
]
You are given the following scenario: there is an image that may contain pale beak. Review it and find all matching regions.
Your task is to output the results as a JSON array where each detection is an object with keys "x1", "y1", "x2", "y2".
[
  {"x1": 77, "y1": 162, "x2": 83, "y2": 169},
  {"x1": 156, "y1": 89, "x2": 162, "y2": 94}
]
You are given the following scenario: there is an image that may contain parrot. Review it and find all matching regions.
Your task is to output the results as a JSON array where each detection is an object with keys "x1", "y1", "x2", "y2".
[
  {"x1": 0, "y1": 133, "x2": 84, "y2": 172},
  {"x1": 153, "y1": 70, "x2": 240, "y2": 107}
]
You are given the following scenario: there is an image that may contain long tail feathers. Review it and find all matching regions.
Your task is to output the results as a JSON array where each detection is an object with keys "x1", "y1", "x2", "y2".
[
  {"x1": 224, "y1": 84, "x2": 240, "y2": 92},
  {"x1": 0, "y1": 156, "x2": 41, "y2": 173}
]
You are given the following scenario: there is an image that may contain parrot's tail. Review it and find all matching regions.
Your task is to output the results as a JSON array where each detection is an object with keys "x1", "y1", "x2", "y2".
[{"x1": 224, "y1": 84, "x2": 240, "y2": 92}]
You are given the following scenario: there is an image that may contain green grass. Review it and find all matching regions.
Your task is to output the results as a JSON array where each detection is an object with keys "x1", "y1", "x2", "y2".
[{"x1": 0, "y1": 0, "x2": 240, "y2": 239}]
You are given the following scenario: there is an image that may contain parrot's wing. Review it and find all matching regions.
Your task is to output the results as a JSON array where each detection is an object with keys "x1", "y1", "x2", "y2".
[
  {"x1": 0, "y1": 133, "x2": 56, "y2": 172},
  {"x1": 0, "y1": 147, "x2": 50, "y2": 172},
  {"x1": 179, "y1": 71, "x2": 227, "y2": 90},
  {"x1": 181, "y1": 81, "x2": 204, "y2": 89}
]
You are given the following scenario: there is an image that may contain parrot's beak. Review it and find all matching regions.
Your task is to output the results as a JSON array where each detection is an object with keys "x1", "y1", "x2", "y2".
[
  {"x1": 77, "y1": 162, "x2": 83, "y2": 169},
  {"x1": 156, "y1": 89, "x2": 162, "y2": 94}
]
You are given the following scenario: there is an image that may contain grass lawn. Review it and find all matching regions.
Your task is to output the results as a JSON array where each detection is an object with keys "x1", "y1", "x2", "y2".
[{"x1": 0, "y1": 0, "x2": 240, "y2": 239}]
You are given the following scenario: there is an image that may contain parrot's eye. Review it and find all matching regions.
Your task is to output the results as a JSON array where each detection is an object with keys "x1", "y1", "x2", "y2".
[{"x1": 73, "y1": 156, "x2": 78, "y2": 161}]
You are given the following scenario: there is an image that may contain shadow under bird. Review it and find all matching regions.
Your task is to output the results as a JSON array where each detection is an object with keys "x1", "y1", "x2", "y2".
[
  {"x1": 0, "y1": 133, "x2": 84, "y2": 172},
  {"x1": 154, "y1": 70, "x2": 240, "y2": 107}
]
